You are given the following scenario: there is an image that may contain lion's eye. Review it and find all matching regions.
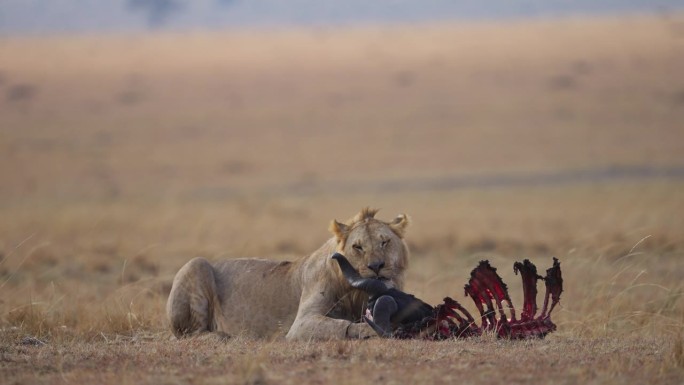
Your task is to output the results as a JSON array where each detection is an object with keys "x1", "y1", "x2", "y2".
[
  {"x1": 352, "y1": 244, "x2": 363, "y2": 252},
  {"x1": 381, "y1": 239, "x2": 390, "y2": 248}
]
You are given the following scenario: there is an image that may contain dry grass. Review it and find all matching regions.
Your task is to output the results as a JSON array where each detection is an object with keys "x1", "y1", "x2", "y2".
[
  {"x1": 2, "y1": 333, "x2": 681, "y2": 385},
  {"x1": 1, "y1": 13, "x2": 684, "y2": 384}
]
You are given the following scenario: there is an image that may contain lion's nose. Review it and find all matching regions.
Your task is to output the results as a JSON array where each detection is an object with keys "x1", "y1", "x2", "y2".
[{"x1": 367, "y1": 261, "x2": 385, "y2": 275}]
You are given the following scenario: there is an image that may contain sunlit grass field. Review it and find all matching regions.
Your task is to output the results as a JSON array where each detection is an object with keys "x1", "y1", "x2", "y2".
[{"x1": 1, "y1": 13, "x2": 683, "y2": 384}]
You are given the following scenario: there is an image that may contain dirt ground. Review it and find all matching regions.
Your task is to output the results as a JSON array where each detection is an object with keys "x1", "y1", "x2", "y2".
[{"x1": 1, "y1": 13, "x2": 683, "y2": 384}]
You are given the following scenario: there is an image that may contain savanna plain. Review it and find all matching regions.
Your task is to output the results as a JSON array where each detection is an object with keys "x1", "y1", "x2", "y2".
[{"x1": 1, "y1": 13, "x2": 684, "y2": 385}]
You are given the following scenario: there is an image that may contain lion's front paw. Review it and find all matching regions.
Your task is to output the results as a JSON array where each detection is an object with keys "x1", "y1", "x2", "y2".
[{"x1": 346, "y1": 322, "x2": 377, "y2": 340}]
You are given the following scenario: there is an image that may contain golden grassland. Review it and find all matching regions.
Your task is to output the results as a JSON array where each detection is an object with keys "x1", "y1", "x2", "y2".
[{"x1": 1, "y1": 13, "x2": 684, "y2": 384}]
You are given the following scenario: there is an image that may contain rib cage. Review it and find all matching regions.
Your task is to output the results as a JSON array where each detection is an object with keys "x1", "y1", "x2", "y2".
[{"x1": 393, "y1": 258, "x2": 563, "y2": 340}]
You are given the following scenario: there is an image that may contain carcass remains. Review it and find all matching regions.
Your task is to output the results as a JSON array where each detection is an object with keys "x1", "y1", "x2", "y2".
[{"x1": 331, "y1": 253, "x2": 563, "y2": 339}]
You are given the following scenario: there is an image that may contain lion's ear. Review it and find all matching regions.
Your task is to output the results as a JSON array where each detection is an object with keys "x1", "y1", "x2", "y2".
[
  {"x1": 329, "y1": 220, "x2": 350, "y2": 242},
  {"x1": 389, "y1": 214, "x2": 410, "y2": 237}
]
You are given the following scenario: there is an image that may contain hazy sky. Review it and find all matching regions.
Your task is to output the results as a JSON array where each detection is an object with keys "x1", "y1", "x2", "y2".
[{"x1": 1, "y1": 0, "x2": 683, "y2": 35}]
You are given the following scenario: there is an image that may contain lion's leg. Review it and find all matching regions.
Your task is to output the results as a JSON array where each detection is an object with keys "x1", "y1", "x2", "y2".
[
  {"x1": 167, "y1": 257, "x2": 222, "y2": 338},
  {"x1": 286, "y1": 288, "x2": 377, "y2": 341},
  {"x1": 286, "y1": 313, "x2": 379, "y2": 341}
]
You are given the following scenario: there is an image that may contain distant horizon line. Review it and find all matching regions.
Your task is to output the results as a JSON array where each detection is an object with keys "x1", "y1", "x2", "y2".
[{"x1": 2, "y1": 8, "x2": 682, "y2": 38}]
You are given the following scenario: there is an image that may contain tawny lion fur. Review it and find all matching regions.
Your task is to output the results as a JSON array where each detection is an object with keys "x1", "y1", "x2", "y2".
[{"x1": 166, "y1": 208, "x2": 410, "y2": 340}]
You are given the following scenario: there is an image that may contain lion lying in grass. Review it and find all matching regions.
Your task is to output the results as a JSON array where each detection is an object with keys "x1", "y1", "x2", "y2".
[{"x1": 166, "y1": 208, "x2": 410, "y2": 340}]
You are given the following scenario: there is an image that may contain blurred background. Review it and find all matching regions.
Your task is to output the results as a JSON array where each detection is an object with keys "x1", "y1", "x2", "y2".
[
  {"x1": 1, "y1": 1, "x2": 684, "y2": 339},
  {"x1": 1, "y1": 1, "x2": 682, "y2": 34}
]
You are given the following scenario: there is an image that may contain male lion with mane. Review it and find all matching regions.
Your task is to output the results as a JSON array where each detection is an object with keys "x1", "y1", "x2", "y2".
[{"x1": 167, "y1": 208, "x2": 410, "y2": 340}]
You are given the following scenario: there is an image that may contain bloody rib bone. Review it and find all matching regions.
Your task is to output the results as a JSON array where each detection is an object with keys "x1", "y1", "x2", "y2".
[
  {"x1": 332, "y1": 253, "x2": 563, "y2": 340},
  {"x1": 514, "y1": 259, "x2": 540, "y2": 321},
  {"x1": 541, "y1": 257, "x2": 563, "y2": 318},
  {"x1": 464, "y1": 260, "x2": 516, "y2": 327}
]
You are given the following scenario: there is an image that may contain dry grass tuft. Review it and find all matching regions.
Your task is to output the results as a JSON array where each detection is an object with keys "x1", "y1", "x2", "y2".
[
  {"x1": 235, "y1": 353, "x2": 269, "y2": 385},
  {"x1": 671, "y1": 335, "x2": 684, "y2": 369}
]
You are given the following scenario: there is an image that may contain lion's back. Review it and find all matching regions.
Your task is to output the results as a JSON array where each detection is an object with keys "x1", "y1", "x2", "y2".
[{"x1": 211, "y1": 258, "x2": 303, "y2": 338}]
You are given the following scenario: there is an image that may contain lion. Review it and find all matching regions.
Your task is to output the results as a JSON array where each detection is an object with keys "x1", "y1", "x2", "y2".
[{"x1": 166, "y1": 208, "x2": 410, "y2": 340}]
